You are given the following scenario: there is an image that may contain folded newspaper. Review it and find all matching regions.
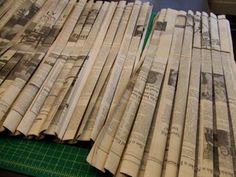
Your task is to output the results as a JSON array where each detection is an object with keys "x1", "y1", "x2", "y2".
[{"x1": 0, "y1": 0, "x2": 235, "y2": 177}]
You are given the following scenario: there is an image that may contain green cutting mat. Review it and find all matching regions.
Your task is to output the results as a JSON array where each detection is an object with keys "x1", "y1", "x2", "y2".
[
  {"x1": 0, "y1": 12, "x2": 156, "y2": 177},
  {"x1": 0, "y1": 134, "x2": 107, "y2": 177}
]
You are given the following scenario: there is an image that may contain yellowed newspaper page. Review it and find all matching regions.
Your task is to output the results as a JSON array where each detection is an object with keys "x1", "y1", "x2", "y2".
[
  {"x1": 50, "y1": 1, "x2": 105, "y2": 139},
  {"x1": 137, "y1": 16, "x2": 166, "y2": 177},
  {"x1": 14, "y1": 1, "x2": 85, "y2": 135},
  {"x1": 79, "y1": 2, "x2": 134, "y2": 141},
  {"x1": 85, "y1": 3, "x2": 153, "y2": 173},
  {"x1": 19, "y1": 0, "x2": 60, "y2": 48},
  {"x1": 133, "y1": 20, "x2": 152, "y2": 73},
  {"x1": 0, "y1": 49, "x2": 19, "y2": 94},
  {"x1": 118, "y1": 9, "x2": 178, "y2": 177},
  {"x1": 211, "y1": 13, "x2": 234, "y2": 177},
  {"x1": 177, "y1": 11, "x2": 201, "y2": 177},
  {"x1": 0, "y1": 51, "x2": 44, "y2": 118},
  {"x1": 218, "y1": 15, "x2": 236, "y2": 177},
  {"x1": 0, "y1": 0, "x2": 46, "y2": 44},
  {"x1": 138, "y1": 102, "x2": 157, "y2": 177},
  {"x1": 44, "y1": 0, "x2": 107, "y2": 137},
  {"x1": 0, "y1": 0, "x2": 26, "y2": 31},
  {"x1": 90, "y1": 1, "x2": 142, "y2": 141},
  {"x1": 74, "y1": 1, "x2": 127, "y2": 139},
  {"x1": 196, "y1": 12, "x2": 214, "y2": 177},
  {"x1": 133, "y1": 5, "x2": 152, "y2": 70},
  {"x1": 69, "y1": 1, "x2": 125, "y2": 139},
  {"x1": 60, "y1": 1, "x2": 117, "y2": 141},
  {"x1": 43, "y1": 1, "x2": 102, "y2": 135},
  {"x1": 103, "y1": 2, "x2": 151, "y2": 135},
  {"x1": 21, "y1": 0, "x2": 67, "y2": 47},
  {"x1": 161, "y1": 10, "x2": 193, "y2": 177},
  {"x1": 41, "y1": 0, "x2": 77, "y2": 46},
  {"x1": 0, "y1": 52, "x2": 23, "y2": 84},
  {"x1": 2, "y1": 0, "x2": 86, "y2": 133},
  {"x1": 0, "y1": 52, "x2": 44, "y2": 128},
  {"x1": 20, "y1": 55, "x2": 68, "y2": 135},
  {"x1": 45, "y1": 1, "x2": 104, "y2": 137},
  {"x1": 0, "y1": 0, "x2": 13, "y2": 19},
  {"x1": 27, "y1": 1, "x2": 94, "y2": 136},
  {"x1": 103, "y1": 9, "x2": 167, "y2": 175},
  {"x1": 14, "y1": 0, "x2": 70, "y2": 136},
  {"x1": 86, "y1": 11, "x2": 161, "y2": 172},
  {"x1": 141, "y1": 11, "x2": 186, "y2": 177},
  {"x1": 56, "y1": 0, "x2": 110, "y2": 138},
  {"x1": 41, "y1": 0, "x2": 68, "y2": 33},
  {"x1": 20, "y1": 0, "x2": 53, "y2": 37},
  {"x1": 0, "y1": 0, "x2": 75, "y2": 130},
  {"x1": 0, "y1": 49, "x2": 17, "y2": 73},
  {"x1": 85, "y1": 3, "x2": 149, "y2": 141}
]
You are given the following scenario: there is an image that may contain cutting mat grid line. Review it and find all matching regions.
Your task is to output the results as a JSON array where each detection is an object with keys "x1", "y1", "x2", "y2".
[{"x1": 0, "y1": 135, "x2": 105, "y2": 177}]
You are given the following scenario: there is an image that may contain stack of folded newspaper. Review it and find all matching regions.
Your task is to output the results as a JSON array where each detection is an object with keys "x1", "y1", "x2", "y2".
[
  {"x1": 0, "y1": 1, "x2": 235, "y2": 177},
  {"x1": 87, "y1": 8, "x2": 236, "y2": 177},
  {"x1": 0, "y1": 0, "x2": 153, "y2": 141}
]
